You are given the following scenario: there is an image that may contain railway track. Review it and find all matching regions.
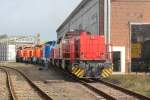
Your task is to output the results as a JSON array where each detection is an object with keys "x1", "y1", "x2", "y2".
[
  {"x1": 52, "y1": 66, "x2": 115, "y2": 99},
  {"x1": 0, "y1": 66, "x2": 52, "y2": 100},
  {"x1": 0, "y1": 68, "x2": 12, "y2": 100},
  {"x1": 82, "y1": 78, "x2": 150, "y2": 100},
  {"x1": 52, "y1": 65, "x2": 150, "y2": 100},
  {"x1": 2, "y1": 64, "x2": 149, "y2": 100},
  {"x1": 91, "y1": 78, "x2": 150, "y2": 100}
]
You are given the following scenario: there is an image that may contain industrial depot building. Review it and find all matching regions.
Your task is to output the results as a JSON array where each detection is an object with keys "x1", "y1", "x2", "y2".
[
  {"x1": 57, "y1": 0, "x2": 150, "y2": 74},
  {"x1": 0, "y1": 35, "x2": 35, "y2": 62}
]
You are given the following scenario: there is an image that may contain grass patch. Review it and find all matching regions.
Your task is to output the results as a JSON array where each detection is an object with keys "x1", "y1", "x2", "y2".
[{"x1": 110, "y1": 74, "x2": 150, "y2": 97}]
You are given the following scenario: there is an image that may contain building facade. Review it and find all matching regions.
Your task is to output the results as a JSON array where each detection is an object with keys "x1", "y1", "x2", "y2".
[
  {"x1": 0, "y1": 35, "x2": 35, "y2": 62},
  {"x1": 57, "y1": 0, "x2": 150, "y2": 73},
  {"x1": 57, "y1": 0, "x2": 100, "y2": 39}
]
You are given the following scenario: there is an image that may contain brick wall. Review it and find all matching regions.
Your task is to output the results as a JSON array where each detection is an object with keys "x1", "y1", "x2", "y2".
[{"x1": 111, "y1": 0, "x2": 150, "y2": 72}]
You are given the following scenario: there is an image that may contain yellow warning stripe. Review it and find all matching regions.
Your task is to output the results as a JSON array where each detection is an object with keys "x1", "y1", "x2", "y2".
[
  {"x1": 73, "y1": 68, "x2": 78, "y2": 74},
  {"x1": 72, "y1": 68, "x2": 79, "y2": 74},
  {"x1": 74, "y1": 69, "x2": 81, "y2": 75},
  {"x1": 108, "y1": 68, "x2": 113, "y2": 73},
  {"x1": 104, "y1": 69, "x2": 112, "y2": 75},
  {"x1": 77, "y1": 69, "x2": 84, "y2": 77},
  {"x1": 76, "y1": 70, "x2": 82, "y2": 77},
  {"x1": 106, "y1": 69, "x2": 112, "y2": 75},
  {"x1": 71, "y1": 65, "x2": 81, "y2": 76},
  {"x1": 71, "y1": 66, "x2": 85, "y2": 78},
  {"x1": 76, "y1": 68, "x2": 81, "y2": 75},
  {"x1": 103, "y1": 70, "x2": 110, "y2": 77},
  {"x1": 101, "y1": 68, "x2": 113, "y2": 78},
  {"x1": 101, "y1": 73, "x2": 107, "y2": 78}
]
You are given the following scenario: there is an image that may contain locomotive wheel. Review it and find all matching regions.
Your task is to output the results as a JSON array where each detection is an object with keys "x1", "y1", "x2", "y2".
[{"x1": 101, "y1": 67, "x2": 113, "y2": 78}]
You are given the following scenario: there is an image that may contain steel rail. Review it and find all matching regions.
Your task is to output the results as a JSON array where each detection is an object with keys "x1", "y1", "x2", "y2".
[
  {"x1": 0, "y1": 68, "x2": 16, "y2": 100},
  {"x1": 52, "y1": 66, "x2": 116, "y2": 100},
  {"x1": 1, "y1": 66, "x2": 53, "y2": 100},
  {"x1": 93, "y1": 78, "x2": 150, "y2": 100}
]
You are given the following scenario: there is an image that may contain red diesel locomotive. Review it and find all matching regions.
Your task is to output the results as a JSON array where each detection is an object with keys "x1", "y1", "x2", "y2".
[{"x1": 51, "y1": 30, "x2": 113, "y2": 78}]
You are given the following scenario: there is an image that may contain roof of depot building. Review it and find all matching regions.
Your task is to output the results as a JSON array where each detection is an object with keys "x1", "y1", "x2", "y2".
[{"x1": 56, "y1": 0, "x2": 89, "y2": 32}]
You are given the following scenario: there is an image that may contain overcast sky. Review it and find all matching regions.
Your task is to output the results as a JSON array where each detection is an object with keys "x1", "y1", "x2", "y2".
[{"x1": 0, "y1": 0, "x2": 82, "y2": 41}]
